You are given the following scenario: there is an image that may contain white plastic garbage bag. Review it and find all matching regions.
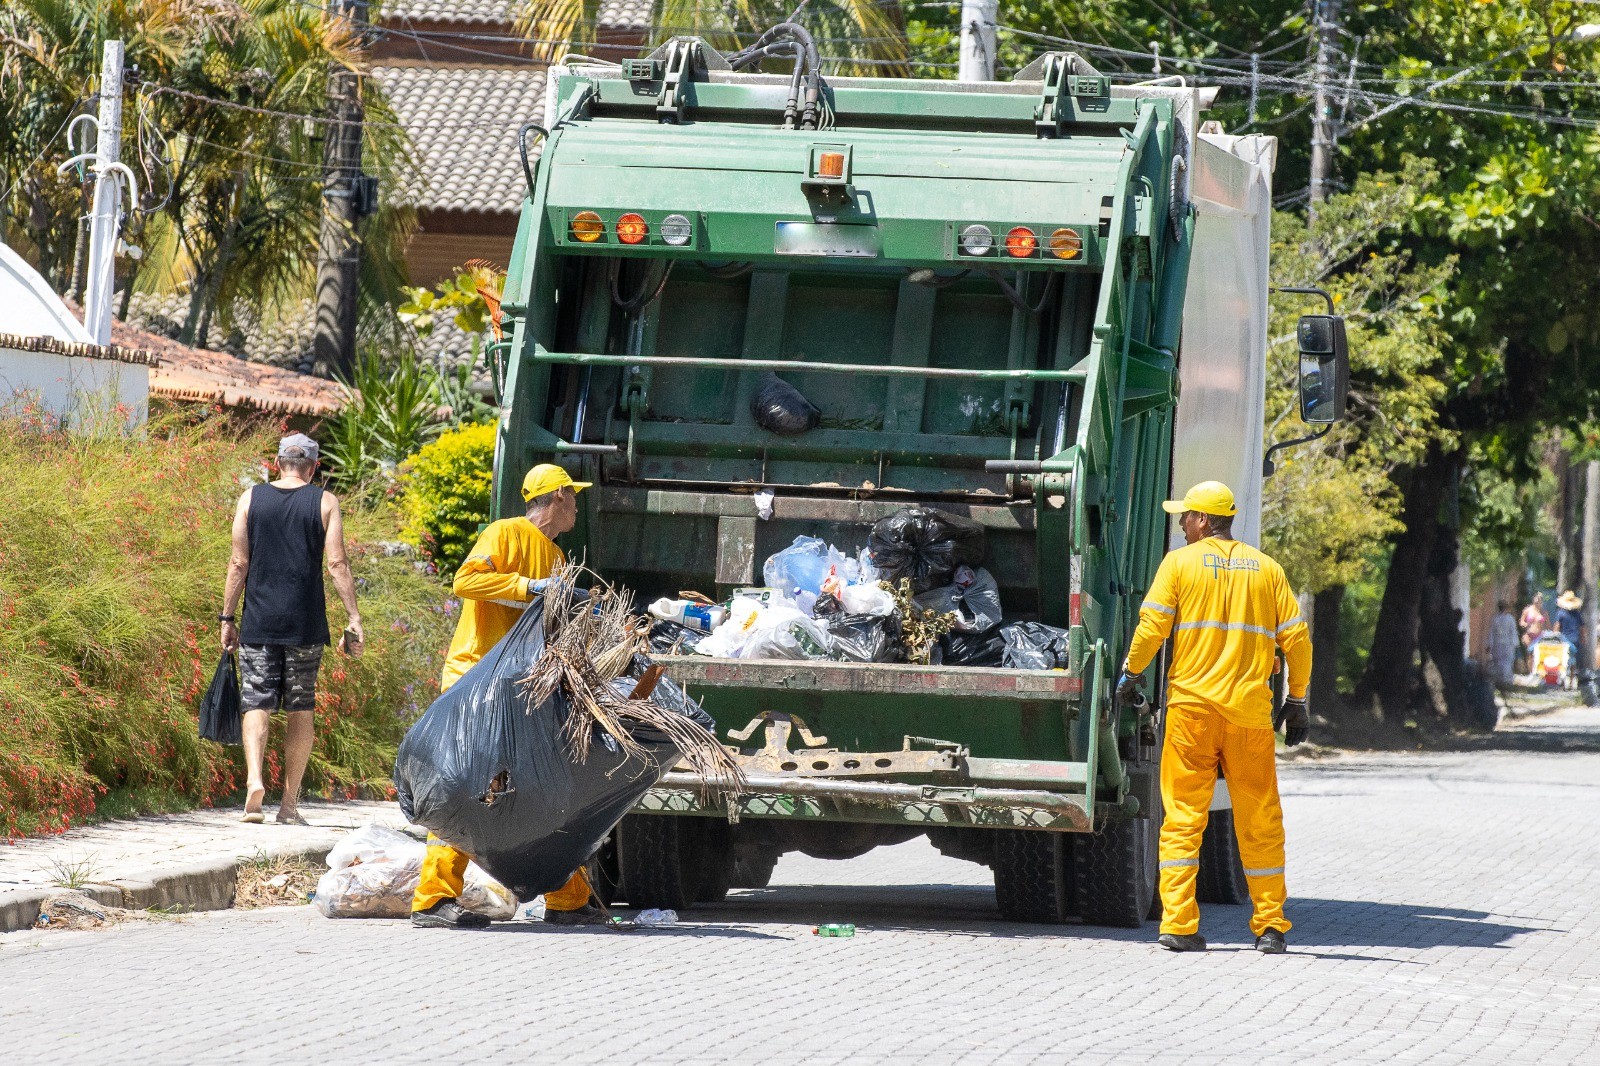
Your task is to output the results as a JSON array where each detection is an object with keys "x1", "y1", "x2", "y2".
[
  {"x1": 314, "y1": 824, "x2": 518, "y2": 920},
  {"x1": 840, "y1": 581, "x2": 895, "y2": 618}
]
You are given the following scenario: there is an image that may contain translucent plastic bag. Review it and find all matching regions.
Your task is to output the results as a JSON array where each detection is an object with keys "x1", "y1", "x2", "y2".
[
  {"x1": 914, "y1": 566, "x2": 1002, "y2": 632},
  {"x1": 764, "y1": 536, "x2": 851, "y2": 596},
  {"x1": 840, "y1": 581, "x2": 895, "y2": 617},
  {"x1": 315, "y1": 825, "x2": 518, "y2": 920},
  {"x1": 752, "y1": 373, "x2": 820, "y2": 435},
  {"x1": 743, "y1": 604, "x2": 833, "y2": 660}
]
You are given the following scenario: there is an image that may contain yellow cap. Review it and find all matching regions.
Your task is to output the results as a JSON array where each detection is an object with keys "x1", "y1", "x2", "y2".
[
  {"x1": 521, "y1": 464, "x2": 592, "y2": 502},
  {"x1": 1162, "y1": 480, "x2": 1237, "y2": 517}
]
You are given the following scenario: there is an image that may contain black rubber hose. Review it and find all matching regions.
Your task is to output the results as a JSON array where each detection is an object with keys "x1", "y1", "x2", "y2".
[{"x1": 517, "y1": 122, "x2": 548, "y2": 198}]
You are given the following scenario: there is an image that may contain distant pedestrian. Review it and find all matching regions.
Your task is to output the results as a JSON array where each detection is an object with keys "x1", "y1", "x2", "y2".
[
  {"x1": 1556, "y1": 590, "x2": 1584, "y2": 652},
  {"x1": 219, "y1": 434, "x2": 363, "y2": 825},
  {"x1": 1520, "y1": 596, "x2": 1548, "y2": 650},
  {"x1": 1488, "y1": 602, "x2": 1519, "y2": 689}
]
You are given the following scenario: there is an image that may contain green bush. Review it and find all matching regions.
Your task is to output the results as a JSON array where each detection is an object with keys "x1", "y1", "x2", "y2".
[
  {"x1": 0, "y1": 409, "x2": 456, "y2": 839},
  {"x1": 398, "y1": 421, "x2": 496, "y2": 578}
]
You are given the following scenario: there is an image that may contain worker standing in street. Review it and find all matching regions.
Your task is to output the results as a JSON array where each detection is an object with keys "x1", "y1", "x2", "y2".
[
  {"x1": 1119, "y1": 481, "x2": 1310, "y2": 955},
  {"x1": 410, "y1": 464, "x2": 604, "y2": 930}
]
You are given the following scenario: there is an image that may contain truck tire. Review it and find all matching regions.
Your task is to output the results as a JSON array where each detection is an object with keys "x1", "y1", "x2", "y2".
[
  {"x1": 586, "y1": 831, "x2": 623, "y2": 907},
  {"x1": 690, "y1": 819, "x2": 737, "y2": 904},
  {"x1": 731, "y1": 844, "x2": 781, "y2": 889},
  {"x1": 616, "y1": 814, "x2": 694, "y2": 911},
  {"x1": 1075, "y1": 813, "x2": 1157, "y2": 929},
  {"x1": 1196, "y1": 809, "x2": 1249, "y2": 905},
  {"x1": 993, "y1": 830, "x2": 1068, "y2": 923}
]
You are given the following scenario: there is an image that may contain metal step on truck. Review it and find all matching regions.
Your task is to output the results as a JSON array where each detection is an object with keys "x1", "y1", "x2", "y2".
[{"x1": 491, "y1": 31, "x2": 1348, "y2": 926}]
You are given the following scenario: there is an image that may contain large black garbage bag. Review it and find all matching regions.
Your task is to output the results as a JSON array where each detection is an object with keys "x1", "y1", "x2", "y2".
[
  {"x1": 826, "y1": 612, "x2": 904, "y2": 663},
  {"x1": 867, "y1": 507, "x2": 987, "y2": 593},
  {"x1": 198, "y1": 652, "x2": 242, "y2": 745},
  {"x1": 752, "y1": 373, "x2": 820, "y2": 435},
  {"x1": 941, "y1": 627, "x2": 1006, "y2": 667},
  {"x1": 394, "y1": 600, "x2": 714, "y2": 901}
]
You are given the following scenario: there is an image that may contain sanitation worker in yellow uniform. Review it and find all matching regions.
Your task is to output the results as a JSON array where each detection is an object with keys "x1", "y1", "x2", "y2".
[
  {"x1": 410, "y1": 464, "x2": 604, "y2": 929},
  {"x1": 1119, "y1": 481, "x2": 1311, "y2": 955}
]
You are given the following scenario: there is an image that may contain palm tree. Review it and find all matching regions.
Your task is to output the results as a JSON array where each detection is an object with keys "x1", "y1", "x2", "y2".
[{"x1": 521, "y1": 0, "x2": 910, "y2": 77}]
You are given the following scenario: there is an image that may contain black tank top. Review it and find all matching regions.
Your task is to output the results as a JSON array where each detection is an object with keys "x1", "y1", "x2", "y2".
[{"x1": 241, "y1": 483, "x2": 331, "y2": 646}]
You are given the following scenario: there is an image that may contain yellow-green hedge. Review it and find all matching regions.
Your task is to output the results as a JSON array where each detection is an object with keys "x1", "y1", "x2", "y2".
[{"x1": 399, "y1": 422, "x2": 496, "y2": 578}]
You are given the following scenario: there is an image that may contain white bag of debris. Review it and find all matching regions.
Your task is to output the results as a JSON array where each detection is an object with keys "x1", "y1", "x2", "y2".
[{"x1": 314, "y1": 824, "x2": 518, "y2": 920}]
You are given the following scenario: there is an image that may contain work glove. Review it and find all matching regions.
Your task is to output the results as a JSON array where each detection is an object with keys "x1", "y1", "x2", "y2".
[
  {"x1": 1275, "y1": 696, "x2": 1310, "y2": 747},
  {"x1": 1116, "y1": 671, "x2": 1145, "y2": 706}
]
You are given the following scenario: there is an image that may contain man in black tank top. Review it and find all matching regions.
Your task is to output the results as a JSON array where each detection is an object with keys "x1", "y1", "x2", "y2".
[{"x1": 220, "y1": 434, "x2": 363, "y2": 825}]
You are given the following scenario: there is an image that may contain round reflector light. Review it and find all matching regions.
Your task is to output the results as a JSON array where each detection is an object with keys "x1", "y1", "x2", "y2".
[
  {"x1": 1005, "y1": 226, "x2": 1038, "y2": 258},
  {"x1": 571, "y1": 210, "x2": 604, "y2": 243},
  {"x1": 959, "y1": 224, "x2": 995, "y2": 256},
  {"x1": 1048, "y1": 227, "x2": 1082, "y2": 260},
  {"x1": 661, "y1": 213, "x2": 693, "y2": 246},
  {"x1": 616, "y1": 212, "x2": 648, "y2": 245}
]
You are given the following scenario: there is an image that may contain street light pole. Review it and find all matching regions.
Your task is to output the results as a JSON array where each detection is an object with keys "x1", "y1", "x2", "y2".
[
  {"x1": 83, "y1": 40, "x2": 125, "y2": 345},
  {"x1": 958, "y1": 0, "x2": 998, "y2": 82}
]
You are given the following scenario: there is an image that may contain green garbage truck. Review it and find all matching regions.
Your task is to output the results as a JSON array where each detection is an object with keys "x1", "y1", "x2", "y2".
[{"x1": 489, "y1": 33, "x2": 1347, "y2": 926}]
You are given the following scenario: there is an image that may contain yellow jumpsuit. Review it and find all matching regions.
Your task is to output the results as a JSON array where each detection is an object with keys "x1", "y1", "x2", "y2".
[
  {"x1": 412, "y1": 518, "x2": 592, "y2": 914},
  {"x1": 1124, "y1": 536, "x2": 1310, "y2": 938}
]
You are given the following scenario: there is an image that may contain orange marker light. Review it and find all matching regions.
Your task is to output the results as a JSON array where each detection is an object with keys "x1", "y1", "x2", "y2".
[
  {"x1": 571, "y1": 210, "x2": 604, "y2": 243},
  {"x1": 818, "y1": 151, "x2": 846, "y2": 179},
  {"x1": 1049, "y1": 227, "x2": 1082, "y2": 259},
  {"x1": 1005, "y1": 226, "x2": 1037, "y2": 258},
  {"x1": 617, "y1": 212, "x2": 649, "y2": 245}
]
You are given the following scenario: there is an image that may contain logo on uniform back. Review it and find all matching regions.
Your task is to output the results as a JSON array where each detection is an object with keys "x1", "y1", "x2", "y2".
[{"x1": 1202, "y1": 552, "x2": 1261, "y2": 579}]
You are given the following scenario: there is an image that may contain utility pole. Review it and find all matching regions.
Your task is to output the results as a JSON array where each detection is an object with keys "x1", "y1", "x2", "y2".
[
  {"x1": 1308, "y1": 0, "x2": 1342, "y2": 220},
  {"x1": 312, "y1": 0, "x2": 367, "y2": 379},
  {"x1": 958, "y1": 0, "x2": 998, "y2": 82},
  {"x1": 83, "y1": 40, "x2": 125, "y2": 345}
]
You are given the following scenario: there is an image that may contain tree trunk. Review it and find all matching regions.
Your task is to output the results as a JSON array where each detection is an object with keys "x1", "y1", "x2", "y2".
[
  {"x1": 1310, "y1": 584, "x2": 1344, "y2": 714},
  {"x1": 1357, "y1": 452, "x2": 1453, "y2": 718},
  {"x1": 1558, "y1": 451, "x2": 1578, "y2": 594},
  {"x1": 1583, "y1": 460, "x2": 1599, "y2": 673}
]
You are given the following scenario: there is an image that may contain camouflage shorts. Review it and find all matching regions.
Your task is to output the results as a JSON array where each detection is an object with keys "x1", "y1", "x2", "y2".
[{"x1": 238, "y1": 643, "x2": 325, "y2": 713}]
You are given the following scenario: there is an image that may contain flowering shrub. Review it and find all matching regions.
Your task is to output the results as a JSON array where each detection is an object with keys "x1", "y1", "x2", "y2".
[
  {"x1": 397, "y1": 421, "x2": 495, "y2": 578},
  {"x1": 0, "y1": 412, "x2": 455, "y2": 839}
]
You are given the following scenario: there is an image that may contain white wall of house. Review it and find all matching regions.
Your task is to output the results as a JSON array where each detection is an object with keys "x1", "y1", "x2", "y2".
[{"x1": 0, "y1": 345, "x2": 148, "y2": 429}]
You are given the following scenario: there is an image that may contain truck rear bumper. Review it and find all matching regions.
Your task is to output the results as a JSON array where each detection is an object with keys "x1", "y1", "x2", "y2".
[{"x1": 644, "y1": 771, "x2": 1093, "y2": 832}]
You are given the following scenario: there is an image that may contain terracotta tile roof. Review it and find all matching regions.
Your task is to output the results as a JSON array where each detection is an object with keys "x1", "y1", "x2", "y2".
[
  {"x1": 374, "y1": 64, "x2": 547, "y2": 214},
  {"x1": 381, "y1": 0, "x2": 517, "y2": 26},
  {"x1": 103, "y1": 318, "x2": 347, "y2": 417},
  {"x1": 0, "y1": 332, "x2": 159, "y2": 367}
]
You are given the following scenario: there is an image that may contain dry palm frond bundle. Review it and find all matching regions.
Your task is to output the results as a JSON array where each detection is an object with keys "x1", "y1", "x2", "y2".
[
  {"x1": 523, "y1": 563, "x2": 744, "y2": 800},
  {"x1": 886, "y1": 578, "x2": 957, "y2": 665}
]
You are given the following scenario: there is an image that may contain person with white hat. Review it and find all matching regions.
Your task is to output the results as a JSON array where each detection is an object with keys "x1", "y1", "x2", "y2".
[
  {"x1": 1117, "y1": 480, "x2": 1311, "y2": 955},
  {"x1": 410, "y1": 463, "x2": 601, "y2": 929}
]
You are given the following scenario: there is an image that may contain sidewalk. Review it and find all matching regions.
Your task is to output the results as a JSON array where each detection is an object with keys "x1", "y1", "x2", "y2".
[{"x1": 0, "y1": 800, "x2": 406, "y2": 932}]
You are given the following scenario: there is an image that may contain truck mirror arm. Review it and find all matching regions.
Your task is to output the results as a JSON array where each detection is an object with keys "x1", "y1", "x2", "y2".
[{"x1": 1262, "y1": 423, "x2": 1332, "y2": 477}]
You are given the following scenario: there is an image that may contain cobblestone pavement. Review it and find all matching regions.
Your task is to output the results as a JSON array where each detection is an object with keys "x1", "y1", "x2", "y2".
[{"x1": 4, "y1": 710, "x2": 1599, "y2": 1065}]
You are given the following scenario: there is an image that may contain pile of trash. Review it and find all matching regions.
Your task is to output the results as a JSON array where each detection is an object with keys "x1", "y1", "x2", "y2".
[
  {"x1": 647, "y1": 506, "x2": 1071, "y2": 669},
  {"x1": 314, "y1": 825, "x2": 517, "y2": 920},
  {"x1": 394, "y1": 569, "x2": 743, "y2": 902}
]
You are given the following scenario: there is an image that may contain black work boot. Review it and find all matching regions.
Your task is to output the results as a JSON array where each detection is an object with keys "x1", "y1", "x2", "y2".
[
  {"x1": 1255, "y1": 929, "x2": 1287, "y2": 954},
  {"x1": 543, "y1": 903, "x2": 611, "y2": 926},
  {"x1": 411, "y1": 899, "x2": 491, "y2": 929},
  {"x1": 1158, "y1": 932, "x2": 1208, "y2": 952}
]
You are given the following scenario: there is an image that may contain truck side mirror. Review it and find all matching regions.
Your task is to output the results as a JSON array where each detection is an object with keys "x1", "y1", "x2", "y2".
[{"x1": 1296, "y1": 314, "x2": 1349, "y2": 424}]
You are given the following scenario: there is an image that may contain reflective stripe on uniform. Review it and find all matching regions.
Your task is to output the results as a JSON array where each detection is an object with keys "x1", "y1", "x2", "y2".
[
  {"x1": 1274, "y1": 616, "x2": 1305, "y2": 636},
  {"x1": 1142, "y1": 600, "x2": 1177, "y2": 616},
  {"x1": 1173, "y1": 620, "x2": 1275, "y2": 638},
  {"x1": 1244, "y1": 865, "x2": 1285, "y2": 877},
  {"x1": 1159, "y1": 857, "x2": 1199, "y2": 870},
  {"x1": 489, "y1": 599, "x2": 530, "y2": 610}
]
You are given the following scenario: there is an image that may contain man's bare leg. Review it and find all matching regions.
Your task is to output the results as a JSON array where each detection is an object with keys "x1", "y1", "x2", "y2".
[
  {"x1": 241, "y1": 709, "x2": 271, "y2": 822},
  {"x1": 277, "y1": 710, "x2": 313, "y2": 825}
]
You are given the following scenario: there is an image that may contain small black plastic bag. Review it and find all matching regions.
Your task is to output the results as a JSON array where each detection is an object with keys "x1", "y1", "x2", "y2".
[
  {"x1": 752, "y1": 373, "x2": 821, "y2": 435},
  {"x1": 826, "y1": 613, "x2": 904, "y2": 663},
  {"x1": 649, "y1": 620, "x2": 706, "y2": 655},
  {"x1": 198, "y1": 652, "x2": 243, "y2": 745},
  {"x1": 867, "y1": 507, "x2": 987, "y2": 593},
  {"x1": 1000, "y1": 622, "x2": 1071, "y2": 670},
  {"x1": 940, "y1": 627, "x2": 1006, "y2": 667}
]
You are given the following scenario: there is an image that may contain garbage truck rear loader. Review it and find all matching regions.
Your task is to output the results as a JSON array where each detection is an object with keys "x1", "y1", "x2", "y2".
[{"x1": 492, "y1": 42, "x2": 1297, "y2": 925}]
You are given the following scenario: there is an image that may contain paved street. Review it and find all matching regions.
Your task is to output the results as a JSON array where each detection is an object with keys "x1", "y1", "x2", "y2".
[{"x1": 4, "y1": 708, "x2": 1600, "y2": 1064}]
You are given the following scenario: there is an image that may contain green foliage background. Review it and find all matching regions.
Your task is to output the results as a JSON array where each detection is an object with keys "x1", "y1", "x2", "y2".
[{"x1": 399, "y1": 422, "x2": 498, "y2": 579}]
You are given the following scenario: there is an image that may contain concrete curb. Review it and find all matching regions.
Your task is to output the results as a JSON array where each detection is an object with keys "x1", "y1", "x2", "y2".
[{"x1": 0, "y1": 842, "x2": 335, "y2": 934}]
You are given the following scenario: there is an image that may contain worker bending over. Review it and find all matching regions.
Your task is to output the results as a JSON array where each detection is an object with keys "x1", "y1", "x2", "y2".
[
  {"x1": 1119, "y1": 481, "x2": 1311, "y2": 954},
  {"x1": 411, "y1": 464, "x2": 603, "y2": 929}
]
